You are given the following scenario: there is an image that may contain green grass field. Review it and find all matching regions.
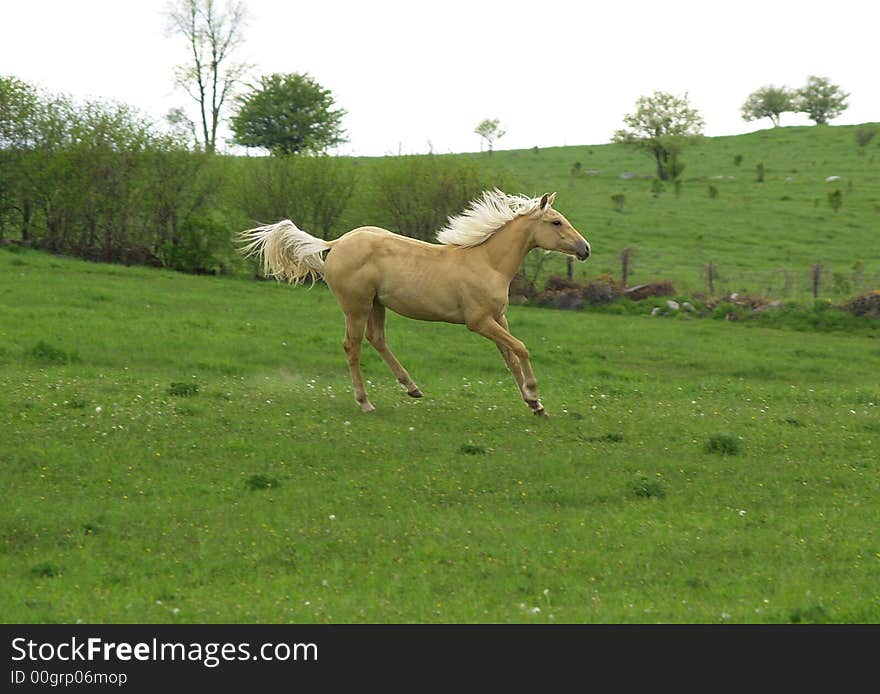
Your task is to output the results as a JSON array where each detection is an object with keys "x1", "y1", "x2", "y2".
[{"x1": 2, "y1": 246, "x2": 878, "y2": 623}]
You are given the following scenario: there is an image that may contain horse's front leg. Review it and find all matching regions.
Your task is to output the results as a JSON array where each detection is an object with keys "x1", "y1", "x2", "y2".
[
  {"x1": 469, "y1": 316, "x2": 546, "y2": 415},
  {"x1": 494, "y1": 314, "x2": 525, "y2": 391}
]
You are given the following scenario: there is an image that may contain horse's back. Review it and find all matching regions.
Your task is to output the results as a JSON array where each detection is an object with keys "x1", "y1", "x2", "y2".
[
  {"x1": 326, "y1": 226, "x2": 448, "y2": 269},
  {"x1": 334, "y1": 226, "x2": 440, "y2": 251}
]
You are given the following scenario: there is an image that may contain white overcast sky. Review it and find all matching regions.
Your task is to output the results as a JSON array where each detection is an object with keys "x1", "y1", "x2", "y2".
[{"x1": 2, "y1": 0, "x2": 877, "y2": 156}]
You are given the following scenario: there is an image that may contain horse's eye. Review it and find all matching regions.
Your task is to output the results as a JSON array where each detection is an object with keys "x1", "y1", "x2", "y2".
[{"x1": 552, "y1": 220, "x2": 562, "y2": 226}]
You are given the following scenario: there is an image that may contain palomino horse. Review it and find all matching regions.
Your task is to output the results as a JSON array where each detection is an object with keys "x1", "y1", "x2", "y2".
[{"x1": 239, "y1": 189, "x2": 590, "y2": 415}]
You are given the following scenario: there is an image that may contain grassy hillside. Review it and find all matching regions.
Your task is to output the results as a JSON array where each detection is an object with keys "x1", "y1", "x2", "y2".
[
  {"x1": 2, "y1": 247, "x2": 878, "y2": 623},
  {"x1": 334, "y1": 124, "x2": 880, "y2": 299}
]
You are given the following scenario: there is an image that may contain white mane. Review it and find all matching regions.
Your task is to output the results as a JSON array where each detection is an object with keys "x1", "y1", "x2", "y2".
[{"x1": 436, "y1": 189, "x2": 544, "y2": 247}]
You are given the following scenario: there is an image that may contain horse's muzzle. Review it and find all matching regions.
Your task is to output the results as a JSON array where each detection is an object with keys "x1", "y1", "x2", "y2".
[{"x1": 575, "y1": 240, "x2": 591, "y2": 261}]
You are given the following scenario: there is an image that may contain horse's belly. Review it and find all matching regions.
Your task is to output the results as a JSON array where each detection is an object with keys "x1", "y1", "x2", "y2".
[{"x1": 377, "y1": 286, "x2": 462, "y2": 323}]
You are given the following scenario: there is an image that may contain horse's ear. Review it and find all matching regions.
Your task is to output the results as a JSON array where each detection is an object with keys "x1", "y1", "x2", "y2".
[
  {"x1": 539, "y1": 193, "x2": 550, "y2": 210},
  {"x1": 548, "y1": 192, "x2": 557, "y2": 206}
]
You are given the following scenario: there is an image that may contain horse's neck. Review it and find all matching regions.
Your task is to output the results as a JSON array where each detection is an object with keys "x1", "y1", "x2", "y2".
[{"x1": 476, "y1": 217, "x2": 533, "y2": 282}]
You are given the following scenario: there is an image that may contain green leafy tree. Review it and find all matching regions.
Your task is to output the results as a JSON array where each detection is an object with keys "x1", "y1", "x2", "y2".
[
  {"x1": 230, "y1": 73, "x2": 347, "y2": 155},
  {"x1": 475, "y1": 118, "x2": 506, "y2": 154},
  {"x1": 613, "y1": 92, "x2": 704, "y2": 180},
  {"x1": 0, "y1": 75, "x2": 40, "y2": 148},
  {"x1": 796, "y1": 76, "x2": 849, "y2": 125},
  {"x1": 0, "y1": 75, "x2": 40, "y2": 239},
  {"x1": 741, "y1": 85, "x2": 796, "y2": 127}
]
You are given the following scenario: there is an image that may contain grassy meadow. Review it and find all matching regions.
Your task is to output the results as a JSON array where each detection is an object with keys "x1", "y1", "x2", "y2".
[
  {"x1": 1, "y1": 243, "x2": 878, "y2": 623},
  {"x1": 510, "y1": 125, "x2": 880, "y2": 298}
]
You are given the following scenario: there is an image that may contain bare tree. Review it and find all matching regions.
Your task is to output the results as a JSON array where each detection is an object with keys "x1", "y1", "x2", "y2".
[{"x1": 165, "y1": 0, "x2": 250, "y2": 152}]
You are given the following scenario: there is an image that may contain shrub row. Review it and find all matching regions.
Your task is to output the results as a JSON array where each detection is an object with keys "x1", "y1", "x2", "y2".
[{"x1": 2, "y1": 76, "x2": 501, "y2": 274}]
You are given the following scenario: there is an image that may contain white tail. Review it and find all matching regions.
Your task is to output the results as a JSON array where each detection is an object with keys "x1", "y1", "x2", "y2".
[{"x1": 238, "y1": 220, "x2": 332, "y2": 285}]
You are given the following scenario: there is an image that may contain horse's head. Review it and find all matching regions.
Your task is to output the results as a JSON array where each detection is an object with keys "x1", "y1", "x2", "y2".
[{"x1": 529, "y1": 193, "x2": 590, "y2": 261}]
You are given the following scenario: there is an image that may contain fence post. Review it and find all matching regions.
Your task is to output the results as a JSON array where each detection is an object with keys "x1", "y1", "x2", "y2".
[{"x1": 621, "y1": 247, "x2": 632, "y2": 289}]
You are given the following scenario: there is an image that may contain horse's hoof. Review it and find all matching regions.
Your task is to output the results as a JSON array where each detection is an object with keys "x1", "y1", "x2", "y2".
[
  {"x1": 533, "y1": 407, "x2": 548, "y2": 417},
  {"x1": 407, "y1": 389, "x2": 423, "y2": 398},
  {"x1": 527, "y1": 399, "x2": 547, "y2": 416},
  {"x1": 359, "y1": 401, "x2": 376, "y2": 413}
]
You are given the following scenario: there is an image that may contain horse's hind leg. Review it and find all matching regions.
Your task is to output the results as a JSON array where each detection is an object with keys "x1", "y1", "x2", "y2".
[
  {"x1": 366, "y1": 301, "x2": 422, "y2": 398},
  {"x1": 343, "y1": 312, "x2": 375, "y2": 412}
]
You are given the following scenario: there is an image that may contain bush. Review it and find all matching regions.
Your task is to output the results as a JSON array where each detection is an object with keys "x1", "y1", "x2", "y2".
[
  {"x1": 582, "y1": 278, "x2": 618, "y2": 305},
  {"x1": 711, "y1": 302, "x2": 744, "y2": 321},
  {"x1": 535, "y1": 288, "x2": 582, "y2": 310},
  {"x1": 706, "y1": 434, "x2": 741, "y2": 456},
  {"x1": 30, "y1": 562, "x2": 62, "y2": 578},
  {"x1": 535, "y1": 274, "x2": 620, "y2": 310},
  {"x1": 168, "y1": 382, "x2": 199, "y2": 397},
  {"x1": 789, "y1": 605, "x2": 830, "y2": 624},
  {"x1": 371, "y1": 155, "x2": 503, "y2": 241},
  {"x1": 509, "y1": 273, "x2": 538, "y2": 303},
  {"x1": 1, "y1": 79, "x2": 223, "y2": 269},
  {"x1": 855, "y1": 126, "x2": 877, "y2": 150},
  {"x1": 629, "y1": 475, "x2": 665, "y2": 499},
  {"x1": 159, "y1": 215, "x2": 234, "y2": 274},
  {"x1": 544, "y1": 275, "x2": 581, "y2": 292},
  {"x1": 827, "y1": 189, "x2": 843, "y2": 213},
  {"x1": 30, "y1": 341, "x2": 75, "y2": 364},
  {"x1": 842, "y1": 291, "x2": 880, "y2": 318},
  {"x1": 236, "y1": 154, "x2": 356, "y2": 240},
  {"x1": 245, "y1": 474, "x2": 280, "y2": 490}
]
